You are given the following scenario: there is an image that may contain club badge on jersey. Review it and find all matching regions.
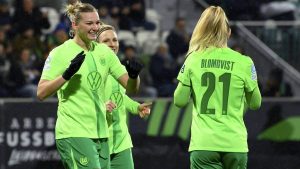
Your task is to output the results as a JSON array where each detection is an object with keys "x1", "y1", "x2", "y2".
[{"x1": 251, "y1": 64, "x2": 257, "y2": 80}]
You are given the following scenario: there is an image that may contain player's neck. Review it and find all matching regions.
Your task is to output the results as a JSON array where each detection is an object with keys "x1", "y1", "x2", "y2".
[{"x1": 73, "y1": 36, "x2": 92, "y2": 51}]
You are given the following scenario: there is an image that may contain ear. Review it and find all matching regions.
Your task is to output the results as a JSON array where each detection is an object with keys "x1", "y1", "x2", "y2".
[
  {"x1": 228, "y1": 28, "x2": 231, "y2": 38},
  {"x1": 71, "y1": 21, "x2": 78, "y2": 31}
]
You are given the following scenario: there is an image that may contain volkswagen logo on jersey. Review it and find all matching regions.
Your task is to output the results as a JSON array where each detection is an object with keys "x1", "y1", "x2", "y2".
[
  {"x1": 110, "y1": 92, "x2": 123, "y2": 109},
  {"x1": 87, "y1": 71, "x2": 102, "y2": 91}
]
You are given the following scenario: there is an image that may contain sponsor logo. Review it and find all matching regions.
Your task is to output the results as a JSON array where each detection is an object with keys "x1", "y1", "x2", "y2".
[
  {"x1": 110, "y1": 92, "x2": 123, "y2": 109},
  {"x1": 8, "y1": 149, "x2": 60, "y2": 166},
  {"x1": 87, "y1": 71, "x2": 102, "y2": 91}
]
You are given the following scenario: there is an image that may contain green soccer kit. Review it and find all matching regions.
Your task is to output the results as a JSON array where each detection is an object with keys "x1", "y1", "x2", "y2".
[
  {"x1": 41, "y1": 39, "x2": 126, "y2": 139},
  {"x1": 105, "y1": 75, "x2": 139, "y2": 153},
  {"x1": 177, "y1": 47, "x2": 259, "y2": 153}
]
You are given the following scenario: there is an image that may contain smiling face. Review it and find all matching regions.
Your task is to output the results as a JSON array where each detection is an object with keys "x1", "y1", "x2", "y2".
[
  {"x1": 98, "y1": 29, "x2": 119, "y2": 54},
  {"x1": 73, "y1": 11, "x2": 101, "y2": 43}
]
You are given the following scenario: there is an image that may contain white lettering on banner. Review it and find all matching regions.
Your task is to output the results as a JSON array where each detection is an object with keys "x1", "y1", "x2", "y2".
[
  {"x1": 1, "y1": 117, "x2": 56, "y2": 147},
  {"x1": 44, "y1": 131, "x2": 55, "y2": 146},
  {"x1": 23, "y1": 118, "x2": 32, "y2": 129},
  {"x1": 8, "y1": 149, "x2": 61, "y2": 166},
  {"x1": 8, "y1": 117, "x2": 55, "y2": 130},
  {"x1": 36, "y1": 117, "x2": 44, "y2": 129},
  {"x1": 20, "y1": 132, "x2": 30, "y2": 147},
  {"x1": 47, "y1": 118, "x2": 55, "y2": 129},
  {"x1": 7, "y1": 132, "x2": 18, "y2": 147},
  {"x1": 4, "y1": 131, "x2": 55, "y2": 147},
  {"x1": 32, "y1": 132, "x2": 42, "y2": 147},
  {"x1": 10, "y1": 118, "x2": 20, "y2": 129}
]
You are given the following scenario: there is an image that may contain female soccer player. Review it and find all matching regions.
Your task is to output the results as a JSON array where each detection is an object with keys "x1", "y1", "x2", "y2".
[
  {"x1": 97, "y1": 24, "x2": 151, "y2": 169},
  {"x1": 174, "y1": 6, "x2": 262, "y2": 169},
  {"x1": 37, "y1": 2, "x2": 143, "y2": 169}
]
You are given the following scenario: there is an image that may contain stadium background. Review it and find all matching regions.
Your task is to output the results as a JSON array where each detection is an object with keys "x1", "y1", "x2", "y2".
[{"x1": 1, "y1": 0, "x2": 300, "y2": 169}]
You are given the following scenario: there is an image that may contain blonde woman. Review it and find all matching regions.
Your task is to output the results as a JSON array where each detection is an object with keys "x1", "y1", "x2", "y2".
[
  {"x1": 174, "y1": 6, "x2": 261, "y2": 169},
  {"x1": 37, "y1": 2, "x2": 143, "y2": 169},
  {"x1": 97, "y1": 24, "x2": 151, "y2": 169}
]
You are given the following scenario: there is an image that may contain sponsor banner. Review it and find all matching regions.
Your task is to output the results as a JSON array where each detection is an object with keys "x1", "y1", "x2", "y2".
[
  {"x1": 0, "y1": 99, "x2": 300, "y2": 169},
  {"x1": 0, "y1": 101, "x2": 63, "y2": 169},
  {"x1": 130, "y1": 100, "x2": 300, "y2": 141}
]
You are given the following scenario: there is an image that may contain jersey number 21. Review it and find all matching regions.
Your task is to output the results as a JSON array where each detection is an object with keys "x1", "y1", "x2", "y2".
[{"x1": 201, "y1": 72, "x2": 231, "y2": 115}]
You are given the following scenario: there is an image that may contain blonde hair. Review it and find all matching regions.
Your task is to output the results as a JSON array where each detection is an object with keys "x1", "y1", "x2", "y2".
[
  {"x1": 96, "y1": 24, "x2": 116, "y2": 41},
  {"x1": 65, "y1": 1, "x2": 97, "y2": 24},
  {"x1": 187, "y1": 6, "x2": 230, "y2": 55}
]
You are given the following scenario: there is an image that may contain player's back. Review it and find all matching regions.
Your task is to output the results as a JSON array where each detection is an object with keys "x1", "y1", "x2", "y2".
[{"x1": 186, "y1": 47, "x2": 255, "y2": 152}]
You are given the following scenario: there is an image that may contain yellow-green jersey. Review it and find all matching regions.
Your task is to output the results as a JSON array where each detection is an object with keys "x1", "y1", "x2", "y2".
[
  {"x1": 41, "y1": 39, "x2": 126, "y2": 139},
  {"x1": 177, "y1": 47, "x2": 259, "y2": 152},
  {"x1": 105, "y1": 75, "x2": 140, "y2": 154}
]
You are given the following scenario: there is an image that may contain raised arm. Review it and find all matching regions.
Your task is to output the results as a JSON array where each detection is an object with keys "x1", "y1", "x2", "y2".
[
  {"x1": 37, "y1": 51, "x2": 85, "y2": 101},
  {"x1": 37, "y1": 77, "x2": 66, "y2": 101},
  {"x1": 118, "y1": 58, "x2": 143, "y2": 94},
  {"x1": 118, "y1": 74, "x2": 140, "y2": 94}
]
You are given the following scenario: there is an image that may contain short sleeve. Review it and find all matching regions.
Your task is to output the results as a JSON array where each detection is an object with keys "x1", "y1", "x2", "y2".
[
  {"x1": 107, "y1": 48, "x2": 126, "y2": 79},
  {"x1": 244, "y1": 57, "x2": 259, "y2": 92},
  {"x1": 177, "y1": 55, "x2": 193, "y2": 86},
  {"x1": 41, "y1": 49, "x2": 66, "y2": 80}
]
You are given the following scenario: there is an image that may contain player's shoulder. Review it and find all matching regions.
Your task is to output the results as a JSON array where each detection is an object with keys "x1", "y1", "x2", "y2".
[
  {"x1": 94, "y1": 41, "x2": 111, "y2": 51},
  {"x1": 50, "y1": 39, "x2": 73, "y2": 54},
  {"x1": 227, "y1": 48, "x2": 253, "y2": 63}
]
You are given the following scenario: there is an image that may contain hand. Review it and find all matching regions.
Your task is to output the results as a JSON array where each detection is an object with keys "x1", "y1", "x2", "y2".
[
  {"x1": 138, "y1": 102, "x2": 152, "y2": 118},
  {"x1": 123, "y1": 58, "x2": 143, "y2": 79},
  {"x1": 105, "y1": 100, "x2": 116, "y2": 113},
  {"x1": 105, "y1": 100, "x2": 116, "y2": 127},
  {"x1": 62, "y1": 51, "x2": 85, "y2": 80}
]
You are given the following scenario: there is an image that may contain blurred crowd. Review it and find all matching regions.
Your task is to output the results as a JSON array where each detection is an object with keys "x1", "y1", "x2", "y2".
[
  {"x1": 0, "y1": 0, "x2": 294, "y2": 98},
  {"x1": 204, "y1": 0, "x2": 298, "y2": 21}
]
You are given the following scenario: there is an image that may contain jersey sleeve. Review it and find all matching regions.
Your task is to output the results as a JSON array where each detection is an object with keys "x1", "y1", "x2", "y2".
[
  {"x1": 124, "y1": 95, "x2": 139, "y2": 114},
  {"x1": 41, "y1": 49, "x2": 66, "y2": 80},
  {"x1": 244, "y1": 57, "x2": 259, "y2": 92},
  {"x1": 106, "y1": 48, "x2": 127, "y2": 80},
  {"x1": 177, "y1": 55, "x2": 193, "y2": 86}
]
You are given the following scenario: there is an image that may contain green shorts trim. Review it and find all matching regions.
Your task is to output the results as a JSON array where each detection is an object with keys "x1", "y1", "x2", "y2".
[
  {"x1": 110, "y1": 148, "x2": 134, "y2": 169},
  {"x1": 56, "y1": 137, "x2": 110, "y2": 169},
  {"x1": 190, "y1": 150, "x2": 247, "y2": 169}
]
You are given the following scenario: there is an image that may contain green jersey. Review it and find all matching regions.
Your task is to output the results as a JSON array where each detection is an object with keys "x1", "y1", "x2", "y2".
[
  {"x1": 105, "y1": 75, "x2": 139, "y2": 154},
  {"x1": 177, "y1": 47, "x2": 258, "y2": 152},
  {"x1": 41, "y1": 39, "x2": 126, "y2": 139}
]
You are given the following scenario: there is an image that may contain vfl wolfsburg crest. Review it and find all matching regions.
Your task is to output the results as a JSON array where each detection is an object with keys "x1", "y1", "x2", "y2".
[
  {"x1": 79, "y1": 157, "x2": 88, "y2": 166},
  {"x1": 110, "y1": 92, "x2": 123, "y2": 109},
  {"x1": 100, "y1": 58, "x2": 106, "y2": 66},
  {"x1": 87, "y1": 71, "x2": 102, "y2": 91}
]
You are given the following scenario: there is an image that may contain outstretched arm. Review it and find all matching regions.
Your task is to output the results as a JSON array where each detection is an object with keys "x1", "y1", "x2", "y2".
[{"x1": 124, "y1": 95, "x2": 151, "y2": 118}]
